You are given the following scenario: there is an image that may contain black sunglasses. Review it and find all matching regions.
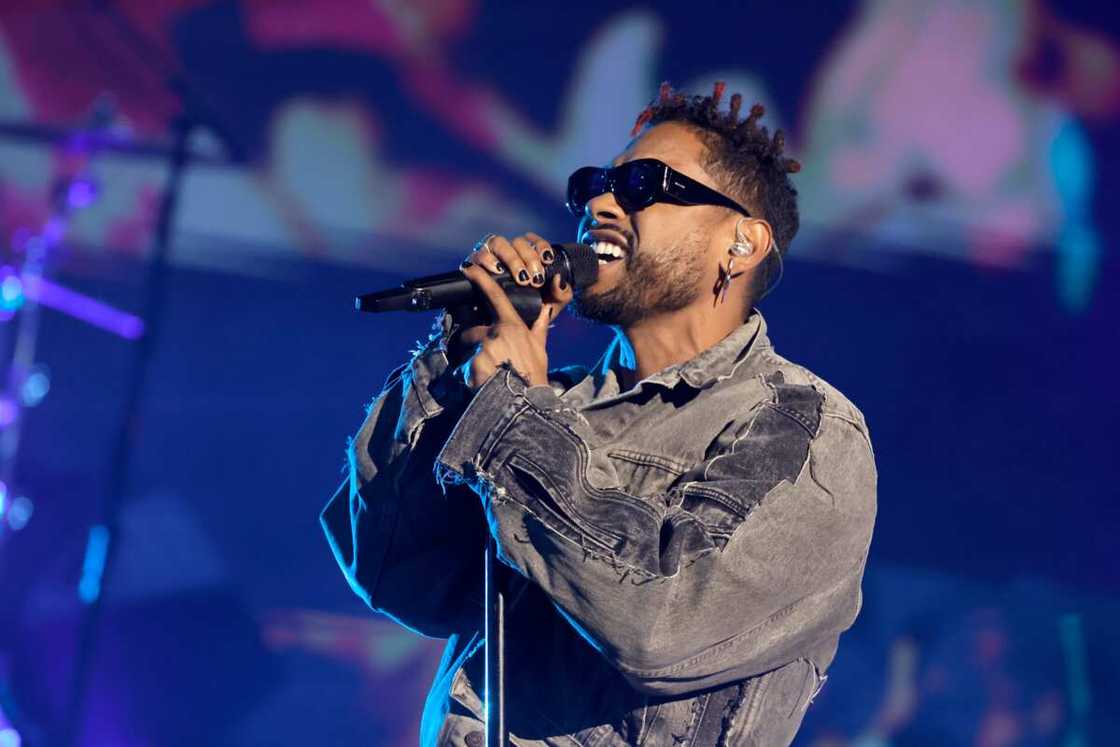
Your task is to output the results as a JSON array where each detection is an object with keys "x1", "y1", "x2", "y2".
[{"x1": 566, "y1": 158, "x2": 752, "y2": 219}]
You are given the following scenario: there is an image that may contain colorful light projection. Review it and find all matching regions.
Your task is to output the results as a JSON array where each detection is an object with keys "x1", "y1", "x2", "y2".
[{"x1": 0, "y1": 1, "x2": 1114, "y2": 313}]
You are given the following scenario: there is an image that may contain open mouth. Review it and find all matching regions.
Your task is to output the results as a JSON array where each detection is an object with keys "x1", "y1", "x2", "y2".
[{"x1": 590, "y1": 240, "x2": 626, "y2": 266}]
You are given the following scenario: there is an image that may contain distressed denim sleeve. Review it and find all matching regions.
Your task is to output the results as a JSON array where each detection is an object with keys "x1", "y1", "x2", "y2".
[
  {"x1": 435, "y1": 365, "x2": 877, "y2": 696},
  {"x1": 321, "y1": 319, "x2": 486, "y2": 639}
]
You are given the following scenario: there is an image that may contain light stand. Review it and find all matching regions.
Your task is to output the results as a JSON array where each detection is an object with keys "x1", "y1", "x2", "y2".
[{"x1": 56, "y1": 6, "x2": 244, "y2": 745}]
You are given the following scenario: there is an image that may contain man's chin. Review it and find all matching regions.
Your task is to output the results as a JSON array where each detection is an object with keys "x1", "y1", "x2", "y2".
[{"x1": 570, "y1": 288, "x2": 642, "y2": 327}]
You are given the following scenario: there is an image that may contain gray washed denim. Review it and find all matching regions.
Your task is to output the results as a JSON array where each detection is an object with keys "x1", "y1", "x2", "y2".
[{"x1": 322, "y1": 310, "x2": 877, "y2": 746}]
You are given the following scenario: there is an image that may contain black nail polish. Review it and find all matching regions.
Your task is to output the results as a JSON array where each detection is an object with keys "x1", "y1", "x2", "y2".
[
  {"x1": 495, "y1": 261, "x2": 505, "y2": 273},
  {"x1": 517, "y1": 269, "x2": 529, "y2": 283},
  {"x1": 460, "y1": 258, "x2": 472, "y2": 268},
  {"x1": 559, "y1": 279, "x2": 568, "y2": 290},
  {"x1": 532, "y1": 272, "x2": 544, "y2": 286},
  {"x1": 541, "y1": 249, "x2": 555, "y2": 263}
]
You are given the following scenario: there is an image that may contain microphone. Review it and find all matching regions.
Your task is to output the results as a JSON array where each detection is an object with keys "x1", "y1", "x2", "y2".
[{"x1": 356, "y1": 242, "x2": 598, "y2": 326}]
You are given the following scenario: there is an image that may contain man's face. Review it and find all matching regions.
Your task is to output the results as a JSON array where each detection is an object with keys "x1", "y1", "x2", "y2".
[{"x1": 571, "y1": 122, "x2": 728, "y2": 327}]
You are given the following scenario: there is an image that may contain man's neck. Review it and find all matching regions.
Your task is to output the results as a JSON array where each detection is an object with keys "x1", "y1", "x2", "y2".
[{"x1": 616, "y1": 304, "x2": 747, "y2": 385}]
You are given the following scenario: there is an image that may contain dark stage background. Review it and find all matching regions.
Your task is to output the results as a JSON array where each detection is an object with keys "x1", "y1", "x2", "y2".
[{"x1": 0, "y1": 1, "x2": 1118, "y2": 745}]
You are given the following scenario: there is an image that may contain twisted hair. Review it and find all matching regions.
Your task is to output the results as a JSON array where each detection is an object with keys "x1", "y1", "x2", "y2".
[{"x1": 631, "y1": 81, "x2": 800, "y2": 300}]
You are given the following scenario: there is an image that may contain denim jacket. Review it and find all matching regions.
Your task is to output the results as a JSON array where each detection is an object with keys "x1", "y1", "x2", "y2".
[{"x1": 321, "y1": 309, "x2": 877, "y2": 746}]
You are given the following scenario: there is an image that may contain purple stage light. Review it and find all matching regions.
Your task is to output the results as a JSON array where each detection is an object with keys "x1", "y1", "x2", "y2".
[
  {"x1": 24, "y1": 276, "x2": 144, "y2": 340},
  {"x1": 66, "y1": 175, "x2": 98, "y2": 208},
  {"x1": 0, "y1": 399, "x2": 16, "y2": 428}
]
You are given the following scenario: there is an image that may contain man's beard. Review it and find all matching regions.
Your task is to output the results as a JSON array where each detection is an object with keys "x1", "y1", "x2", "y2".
[{"x1": 571, "y1": 232, "x2": 706, "y2": 327}]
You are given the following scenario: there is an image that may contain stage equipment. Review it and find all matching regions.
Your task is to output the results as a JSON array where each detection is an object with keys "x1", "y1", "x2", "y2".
[
  {"x1": 38, "y1": 5, "x2": 246, "y2": 745},
  {"x1": 0, "y1": 97, "x2": 149, "y2": 747}
]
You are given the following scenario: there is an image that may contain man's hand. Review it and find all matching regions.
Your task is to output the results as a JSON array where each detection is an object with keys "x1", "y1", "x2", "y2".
[{"x1": 457, "y1": 233, "x2": 573, "y2": 390}]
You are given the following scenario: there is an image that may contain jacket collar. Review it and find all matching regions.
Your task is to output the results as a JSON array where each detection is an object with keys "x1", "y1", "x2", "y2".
[{"x1": 567, "y1": 309, "x2": 770, "y2": 407}]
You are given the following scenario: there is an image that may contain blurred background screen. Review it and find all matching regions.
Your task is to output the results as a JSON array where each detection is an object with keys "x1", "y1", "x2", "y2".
[{"x1": 0, "y1": 1, "x2": 1117, "y2": 745}]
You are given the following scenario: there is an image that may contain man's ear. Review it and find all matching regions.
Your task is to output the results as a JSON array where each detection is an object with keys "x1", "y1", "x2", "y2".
[
  {"x1": 742, "y1": 218, "x2": 774, "y2": 259},
  {"x1": 716, "y1": 213, "x2": 774, "y2": 271}
]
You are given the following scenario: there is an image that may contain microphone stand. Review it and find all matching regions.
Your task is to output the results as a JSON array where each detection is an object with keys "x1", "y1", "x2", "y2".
[
  {"x1": 358, "y1": 212, "x2": 595, "y2": 747},
  {"x1": 448, "y1": 306, "x2": 507, "y2": 747},
  {"x1": 484, "y1": 537, "x2": 507, "y2": 747}
]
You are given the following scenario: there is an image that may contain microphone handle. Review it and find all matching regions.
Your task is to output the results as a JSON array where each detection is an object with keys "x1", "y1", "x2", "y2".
[{"x1": 356, "y1": 242, "x2": 577, "y2": 327}]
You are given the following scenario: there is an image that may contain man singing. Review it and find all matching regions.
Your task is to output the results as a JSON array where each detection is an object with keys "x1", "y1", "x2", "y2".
[{"x1": 322, "y1": 82, "x2": 877, "y2": 746}]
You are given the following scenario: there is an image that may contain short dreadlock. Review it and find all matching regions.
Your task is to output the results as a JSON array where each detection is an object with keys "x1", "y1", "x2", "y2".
[{"x1": 630, "y1": 81, "x2": 801, "y2": 301}]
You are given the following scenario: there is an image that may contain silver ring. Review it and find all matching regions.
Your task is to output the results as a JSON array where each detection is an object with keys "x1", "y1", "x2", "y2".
[{"x1": 473, "y1": 233, "x2": 497, "y2": 259}]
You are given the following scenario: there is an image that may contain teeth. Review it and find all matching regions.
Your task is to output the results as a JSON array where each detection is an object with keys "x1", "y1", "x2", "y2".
[{"x1": 591, "y1": 240, "x2": 624, "y2": 258}]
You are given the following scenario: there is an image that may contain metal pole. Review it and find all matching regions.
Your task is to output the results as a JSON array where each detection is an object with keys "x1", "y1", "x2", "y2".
[
  {"x1": 484, "y1": 536, "x2": 507, "y2": 747},
  {"x1": 59, "y1": 114, "x2": 190, "y2": 747}
]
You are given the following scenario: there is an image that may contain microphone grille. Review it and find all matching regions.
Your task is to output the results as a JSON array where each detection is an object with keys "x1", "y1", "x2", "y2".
[{"x1": 553, "y1": 242, "x2": 599, "y2": 290}]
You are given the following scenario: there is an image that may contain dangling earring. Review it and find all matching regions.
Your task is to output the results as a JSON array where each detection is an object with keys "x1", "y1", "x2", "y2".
[{"x1": 715, "y1": 220, "x2": 754, "y2": 305}]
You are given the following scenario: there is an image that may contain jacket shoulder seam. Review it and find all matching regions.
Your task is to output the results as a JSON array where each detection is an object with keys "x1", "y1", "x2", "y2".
[{"x1": 758, "y1": 349, "x2": 868, "y2": 432}]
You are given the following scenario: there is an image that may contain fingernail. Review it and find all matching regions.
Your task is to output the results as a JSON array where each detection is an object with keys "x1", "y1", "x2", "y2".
[
  {"x1": 517, "y1": 269, "x2": 529, "y2": 283},
  {"x1": 541, "y1": 249, "x2": 555, "y2": 263},
  {"x1": 460, "y1": 258, "x2": 472, "y2": 268},
  {"x1": 532, "y1": 272, "x2": 544, "y2": 286},
  {"x1": 495, "y1": 261, "x2": 506, "y2": 273},
  {"x1": 559, "y1": 278, "x2": 568, "y2": 290}
]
